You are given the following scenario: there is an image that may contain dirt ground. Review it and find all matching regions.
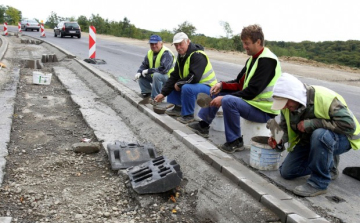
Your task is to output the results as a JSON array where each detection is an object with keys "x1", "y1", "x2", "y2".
[{"x1": 2, "y1": 32, "x2": 359, "y2": 223}]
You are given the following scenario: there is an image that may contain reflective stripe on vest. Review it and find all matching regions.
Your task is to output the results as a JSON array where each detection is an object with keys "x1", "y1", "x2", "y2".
[
  {"x1": 147, "y1": 46, "x2": 175, "y2": 77},
  {"x1": 243, "y1": 47, "x2": 282, "y2": 115},
  {"x1": 284, "y1": 86, "x2": 360, "y2": 151},
  {"x1": 178, "y1": 51, "x2": 217, "y2": 87}
]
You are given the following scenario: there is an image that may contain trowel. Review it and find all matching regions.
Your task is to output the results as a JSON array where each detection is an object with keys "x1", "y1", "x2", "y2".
[
  {"x1": 266, "y1": 119, "x2": 284, "y2": 143},
  {"x1": 197, "y1": 93, "x2": 212, "y2": 108}
]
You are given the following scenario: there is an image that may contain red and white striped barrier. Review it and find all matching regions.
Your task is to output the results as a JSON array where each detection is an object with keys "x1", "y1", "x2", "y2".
[
  {"x1": 18, "y1": 22, "x2": 22, "y2": 33},
  {"x1": 89, "y1": 26, "x2": 96, "y2": 59},
  {"x1": 40, "y1": 23, "x2": 46, "y2": 38},
  {"x1": 3, "y1": 22, "x2": 8, "y2": 36}
]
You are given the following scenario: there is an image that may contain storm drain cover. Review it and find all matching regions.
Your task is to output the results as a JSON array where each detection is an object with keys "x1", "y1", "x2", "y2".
[
  {"x1": 107, "y1": 141, "x2": 157, "y2": 170},
  {"x1": 127, "y1": 156, "x2": 182, "y2": 194}
]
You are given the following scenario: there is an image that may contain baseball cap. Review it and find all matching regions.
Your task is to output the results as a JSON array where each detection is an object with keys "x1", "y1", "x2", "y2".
[
  {"x1": 271, "y1": 96, "x2": 288, "y2": 110},
  {"x1": 172, "y1": 32, "x2": 188, "y2": 44},
  {"x1": 149, "y1": 35, "x2": 162, "y2": 43}
]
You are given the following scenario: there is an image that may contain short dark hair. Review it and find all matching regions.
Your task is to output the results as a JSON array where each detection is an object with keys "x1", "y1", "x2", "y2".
[{"x1": 240, "y1": 24, "x2": 264, "y2": 46}]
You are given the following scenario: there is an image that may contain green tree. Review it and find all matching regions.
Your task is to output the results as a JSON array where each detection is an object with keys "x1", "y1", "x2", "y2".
[
  {"x1": 159, "y1": 29, "x2": 173, "y2": 43},
  {"x1": 219, "y1": 21, "x2": 233, "y2": 38},
  {"x1": 0, "y1": 5, "x2": 6, "y2": 23},
  {"x1": 5, "y1": 6, "x2": 21, "y2": 24},
  {"x1": 173, "y1": 21, "x2": 196, "y2": 37},
  {"x1": 46, "y1": 11, "x2": 60, "y2": 28},
  {"x1": 88, "y1": 14, "x2": 106, "y2": 34},
  {"x1": 77, "y1": 15, "x2": 89, "y2": 32}
]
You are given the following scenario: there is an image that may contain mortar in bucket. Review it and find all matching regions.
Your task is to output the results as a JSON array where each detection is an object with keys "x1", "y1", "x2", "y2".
[{"x1": 250, "y1": 136, "x2": 281, "y2": 170}]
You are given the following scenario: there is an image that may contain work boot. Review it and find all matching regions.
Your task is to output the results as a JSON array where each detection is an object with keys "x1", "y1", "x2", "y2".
[
  {"x1": 219, "y1": 137, "x2": 244, "y2": 154},
  {"x1": 293, "y1": 183, "x2": 327, "y2": 197},
  {"x1": 165, "y1": 105, "x2": 181, "y2": 117},
  {"x1": 177, "y1": 115, "x2": 195, "y2": 124},
  {"x1": 141, "y1": 93, "x2": 151, "y2": 98},
  {"x1": 197, "y1": 93, "x2": 212, "y2": 108},
  {"x1": 330, "y1": 155, "x2": 340, "y2": 180},
  {"x1": 187, "y1": 122, "x2": 210, "y2": 138}
]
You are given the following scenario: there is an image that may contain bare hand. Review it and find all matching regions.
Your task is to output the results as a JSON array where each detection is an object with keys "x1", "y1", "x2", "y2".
[
  {"x1": 174, "y1": 84, "x2": 181, "y2": 91},
  {"x1": 210, "y1": 83, "x2": 222, "y2": 96},
  {"x1": 210, "y1": 96, "x2": 223, "y2": 107},
  {"x1": 297, "y1": 120, "x2": 305, "y2": 132},
  {"x1": 154, "y1": 94, "x2": 165, "y2": 103}
]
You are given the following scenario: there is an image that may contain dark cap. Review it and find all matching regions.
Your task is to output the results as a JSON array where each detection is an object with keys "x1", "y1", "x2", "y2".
[{"x1": 149, "y1": 35, "x2": 162, "y2": 43}]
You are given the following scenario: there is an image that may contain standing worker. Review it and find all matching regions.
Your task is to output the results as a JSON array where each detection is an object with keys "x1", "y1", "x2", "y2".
[
  {"x1": 154, "y1": 32, "x2": 217, "y2": 124},
  {"x1": 188, "y1": 24, "x2": 281, "y2": 153},
  {"x1": 268, "y1": 73, "x2": 360, "y2": 197},
  {"x1": 135, "y1": 34, "x2": 175, "y2": 101}
]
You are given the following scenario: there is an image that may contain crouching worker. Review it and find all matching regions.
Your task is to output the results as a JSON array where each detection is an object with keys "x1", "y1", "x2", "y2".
[
  {"x1": 154, "y1": 32, "x2": 217, "y2": 124},
  {"x1": 268, "y1": 73, "x2": 360, "y2": 197},
  {"x1": 134, "y1": 34, "x2": 175, "y2": 100}
]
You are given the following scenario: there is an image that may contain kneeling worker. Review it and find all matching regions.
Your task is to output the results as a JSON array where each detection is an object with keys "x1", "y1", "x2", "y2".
[{"x1": 268, "y1": 73, "x2": 360, "y2": 197}]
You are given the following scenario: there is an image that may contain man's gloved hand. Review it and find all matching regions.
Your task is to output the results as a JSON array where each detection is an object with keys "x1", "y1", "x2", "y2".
[
  {"x1": 134, "y1": 73, "x2": 141, "y2": 79},
  {"x1": 142, "y1": 69, "x2": 148, "y2": 77}
]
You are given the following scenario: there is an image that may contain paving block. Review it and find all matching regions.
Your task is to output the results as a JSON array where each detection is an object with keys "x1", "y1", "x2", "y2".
[
  {"x1": 127, "y1": 156, "x2": 182, "y2": 194},
  {"x1": 107, "y1": 141, "x2": 157, "y2": 170}
]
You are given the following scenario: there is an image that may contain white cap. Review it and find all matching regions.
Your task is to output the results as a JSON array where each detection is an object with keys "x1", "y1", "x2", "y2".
[
  {"x1": 271, "y1": 97, "x2": 288, "y2": 110},
  {"x1": 172, "y1": 32, "x2": 188, "y2": 44}
]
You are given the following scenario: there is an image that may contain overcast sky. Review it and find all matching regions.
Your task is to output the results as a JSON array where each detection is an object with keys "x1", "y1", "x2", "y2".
[{"x1": 6, "y1": 0, "x2": 360, "y2": 42}]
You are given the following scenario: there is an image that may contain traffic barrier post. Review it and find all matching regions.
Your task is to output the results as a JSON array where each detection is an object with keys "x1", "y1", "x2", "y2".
[
  {"x1": 40, "y1": 23, "x2": 46, "y2": 38},
  {"x1": 3, "y1": 22, "x2": 8, "y2": 36},
  {"x1": 89, "y1": 26, "x2": 96, "y2": 59}
]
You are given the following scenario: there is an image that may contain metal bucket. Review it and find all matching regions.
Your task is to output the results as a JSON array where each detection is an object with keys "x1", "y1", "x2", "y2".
[{"x1": 250, "y1": 136, "x2": 281, "y2": 170}]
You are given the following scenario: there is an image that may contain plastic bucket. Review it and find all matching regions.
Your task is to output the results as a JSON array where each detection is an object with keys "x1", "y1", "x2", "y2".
[
  {"x1": 212, "y1": 111, "x2": 225, "y2": 132},
  {"x1": 194, "y1": 103, "x2": 201, "y2": 121},
  {"x1": 240, "y1": 117, "x2": 270, "y2": 149},
  {"x1": 250, "y1": 136, "x2": 281, "y2": 170}
]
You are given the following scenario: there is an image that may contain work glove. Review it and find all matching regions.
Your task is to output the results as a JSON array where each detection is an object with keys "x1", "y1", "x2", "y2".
[
  {"x1": 134, "y1": 73, "x2": 141, "y2": 79},
  {"x1": 142, "y1": 69, "x2": 148, "y2": 77}
]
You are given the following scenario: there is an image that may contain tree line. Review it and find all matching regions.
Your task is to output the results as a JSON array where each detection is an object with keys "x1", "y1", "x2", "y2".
[{"x1": 1, "y1": 5, "x2": 360, "y2": 69}]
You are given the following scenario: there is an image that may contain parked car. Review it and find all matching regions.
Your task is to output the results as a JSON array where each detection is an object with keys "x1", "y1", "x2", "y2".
[
  {"x1": 21, "y1": 19, "x2": 40, "y2": 31},
  {"x1": 54, "y1": 21, "x2": 81, "y2": 38}
]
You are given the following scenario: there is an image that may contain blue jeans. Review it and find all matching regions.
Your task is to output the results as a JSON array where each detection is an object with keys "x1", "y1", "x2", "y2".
[
  {"x1": 167, "y1": 84, "x2": 211, "y2": 116},
  {"x1": 280, "y1": 128, "x2": 351, "y2": 189},
  {"x1": 138, "y1": 73, "x2": 168, "y2": 99},
  {"x1": 221, "y1": 95, "x2": 274, "y2": 142}
]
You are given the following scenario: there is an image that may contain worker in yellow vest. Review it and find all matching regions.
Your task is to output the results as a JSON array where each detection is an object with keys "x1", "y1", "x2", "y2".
[
  {"x1": 268, "y1": 73, "x2": 360, "y2": 197},
  {"x1": 135, "y1": 35, "x2": 175, "y2": 101},
  {"x1": 188, "y1": 24, "x2": 281, "y2": 153},
  {"x1": 154, "y1": 32, "x2": 217, "y2": 124}
]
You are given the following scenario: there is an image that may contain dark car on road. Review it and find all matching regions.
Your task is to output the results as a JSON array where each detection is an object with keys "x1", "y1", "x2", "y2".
[
  {"x1": 21, "y1": 19, "x2": 40, "y2": 31},
  {"x1": 54, "y1": 21, "x2": 81, "y2": 38}
]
